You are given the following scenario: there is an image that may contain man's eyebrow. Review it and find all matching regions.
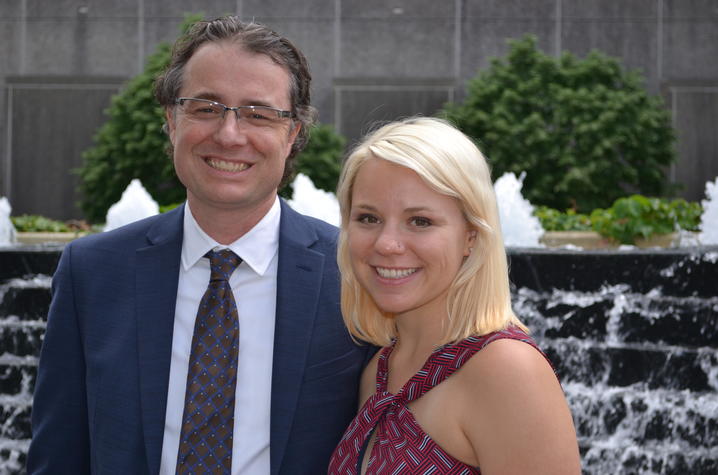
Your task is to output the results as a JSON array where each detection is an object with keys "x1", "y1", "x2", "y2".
[
  {"x1": 189, "y1": 92, "x2": 222, "y2": 102},
  {"x1": 185, "y1": 92, "x2": 279, "y2": 109}
]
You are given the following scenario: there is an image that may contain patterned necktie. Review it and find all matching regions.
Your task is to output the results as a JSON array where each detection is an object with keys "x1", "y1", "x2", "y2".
[{"x1": 176, "y1": 249, "x2": 241, "y2": 474}]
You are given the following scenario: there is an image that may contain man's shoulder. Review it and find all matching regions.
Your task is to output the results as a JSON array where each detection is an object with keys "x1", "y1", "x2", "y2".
[{"x1": 69, "y1": 209, "x2": 182, "y2": 253}]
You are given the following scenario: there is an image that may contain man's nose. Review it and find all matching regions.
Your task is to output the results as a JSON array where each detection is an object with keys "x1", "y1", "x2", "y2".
[{"x1": 213, "y1": 110, "x2": 249, "y2": 146}]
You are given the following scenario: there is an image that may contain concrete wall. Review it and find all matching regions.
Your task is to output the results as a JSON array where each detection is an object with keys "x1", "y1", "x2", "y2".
[{"x1": 1, "y1": 0, "x2": 717, "y2": 219}]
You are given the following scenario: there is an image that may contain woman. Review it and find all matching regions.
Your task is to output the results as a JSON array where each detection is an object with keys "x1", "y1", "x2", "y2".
[{"x1": 328, "y1": 117, "x2": 580, "y2": 474}]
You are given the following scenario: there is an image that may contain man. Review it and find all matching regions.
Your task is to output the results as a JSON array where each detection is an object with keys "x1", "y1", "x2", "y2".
[{"x1": 28, "y1": 17, "x2": 370, "y2": 474}]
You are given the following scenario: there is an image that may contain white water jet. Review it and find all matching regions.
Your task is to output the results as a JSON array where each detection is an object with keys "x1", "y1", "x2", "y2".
[
  {"x1": 699, "y1": 176, "x2": 718, "y2": 245},
  {"x1": 0, "y1": 197, "x2": 17, "y2": 246},
  {"x1": 104, "y1": 179, "x2": 159, "y2": 232},
  {"x1": 494, "y1": 172, "x2": 544, "y2": 247},
  {"x1": 287, "y1": 173, "x2": 340, "y2": 227}
]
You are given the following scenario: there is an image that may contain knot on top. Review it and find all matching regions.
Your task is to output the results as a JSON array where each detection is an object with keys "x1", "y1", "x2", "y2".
[
  {"x1": 206, "y1": 249, "x2": 242, "y2": 282},
  {"x1": 364, "y1": 390, "x2": 402, "y2": 421}
]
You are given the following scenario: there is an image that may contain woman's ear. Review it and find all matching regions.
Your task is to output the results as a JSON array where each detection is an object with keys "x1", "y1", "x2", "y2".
[{"x1": 464, "y1": 229, "x2": 478, "y2": 257}]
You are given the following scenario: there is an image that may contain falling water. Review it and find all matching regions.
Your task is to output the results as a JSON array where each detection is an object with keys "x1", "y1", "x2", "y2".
[
  {"x1": 287, "y1": 173, "x2": 341, "y2": 227},
  {"x1": 0, "y1": 198, "x2": 17, "y2": 246},
  {"x1": 493, "y1": 172, "x2": 544, "y2": 247},
  {"x1": 699, "y1": 176, "x2": 718, "y2": 245},
  {"x1": 104, "y1": 179, "x2": 159, "y2": 232},
  {"x1": 510, "y1": 249, "x2": 718, "y2": 474}
]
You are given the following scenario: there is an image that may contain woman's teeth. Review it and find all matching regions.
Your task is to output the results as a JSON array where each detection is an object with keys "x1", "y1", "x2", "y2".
[{"x1": 376, "y1": 267, "x2": 417, "y2": 279}]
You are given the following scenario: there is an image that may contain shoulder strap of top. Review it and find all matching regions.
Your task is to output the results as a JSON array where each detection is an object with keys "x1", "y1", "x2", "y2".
[{"x1": 375, "y1": 343, "x2": 394, "y2": 392}]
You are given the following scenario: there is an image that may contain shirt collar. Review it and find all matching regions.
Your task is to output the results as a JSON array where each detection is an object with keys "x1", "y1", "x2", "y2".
[{"x1": 181, "y1": 197, "x2": 281, "y2": 275}]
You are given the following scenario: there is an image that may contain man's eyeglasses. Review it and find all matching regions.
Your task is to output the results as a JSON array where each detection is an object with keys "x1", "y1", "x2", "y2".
[{"x1": 174, "y1": 97, "x2": 294, "y2": 127}]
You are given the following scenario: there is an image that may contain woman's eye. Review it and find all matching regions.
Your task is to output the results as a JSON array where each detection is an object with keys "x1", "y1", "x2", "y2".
[
  {"x1": 356, "y1": 213, "x2": 379, "y2": 224},
  {"x1": 410, "y1": 216, "x2": 432, "y2": 227}
]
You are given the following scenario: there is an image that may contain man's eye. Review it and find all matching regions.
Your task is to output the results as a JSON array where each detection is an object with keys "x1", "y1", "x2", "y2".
[
  {"x1": 190, "y1": 105, "x2": 221, "y2": 115},
  {"x1": 250, "y1": 112, "x2": 270, "y2": 120},
  {"x1": 410, "y1": 216, "x2": 432, "y2": 227}
]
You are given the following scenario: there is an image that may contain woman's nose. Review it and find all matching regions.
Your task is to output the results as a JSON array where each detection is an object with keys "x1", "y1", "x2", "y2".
[{"x1": 375, "y1": 228, "x2": 405, "y2": 254}]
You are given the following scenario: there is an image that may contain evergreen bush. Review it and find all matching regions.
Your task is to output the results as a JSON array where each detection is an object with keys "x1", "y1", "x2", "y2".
[
  {"x1": 280, "y1": 123, "x2": 346, "y2": 198},
  {"x1": 77, "y1": 22, "x2": 188, "y2": 223},
  {"x1": 443, "y1": 36, "x2": 677, "y2": 212}
]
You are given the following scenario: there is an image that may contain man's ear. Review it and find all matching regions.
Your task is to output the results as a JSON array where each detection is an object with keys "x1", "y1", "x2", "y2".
[
  {"x1": 165, "y1": 108, "x2": 176, "y2": 144},
  {"x1": 285, "y1": 122, "x2": 301, "y2": 154}
]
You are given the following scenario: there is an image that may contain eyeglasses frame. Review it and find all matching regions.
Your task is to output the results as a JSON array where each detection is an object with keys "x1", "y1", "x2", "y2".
[{"x1": 174, "y1": 97, "x2": 295, "y2": 123}]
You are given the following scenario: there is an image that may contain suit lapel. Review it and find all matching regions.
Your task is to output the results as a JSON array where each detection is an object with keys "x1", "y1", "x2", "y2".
[
  {"x1": 270, "y1": 202, "x2": 325, "y2": 474},
  {"x1": 136, "y1": 205, "x2": 184, "y2": 475}
]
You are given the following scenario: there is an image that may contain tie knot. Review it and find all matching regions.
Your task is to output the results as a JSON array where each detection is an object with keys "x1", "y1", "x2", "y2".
[{"x1": 206, "y1": 249, "x2": 242, "y2": 282}]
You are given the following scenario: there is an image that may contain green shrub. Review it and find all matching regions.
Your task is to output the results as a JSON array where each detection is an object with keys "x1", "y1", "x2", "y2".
[
  {"x1": 534, "y1": 206, "x2": 592, "y2": 231},
  {"x1": 280, "y1": 123, "x2": 346, "y2": 198},
  {"x1": 77, "y1": 26, "x2": 186, "y2": 223},
  {"x1": 590, "y1": 196, "x2": 702, "y2": 244},
  {"x1": 11, "y1": 215, "x2": 70, "y2": 232},
  {"x1": 443, "y1": 35, "x2": 677, "y2": 212},
  {"x1": 159, "y1": 203, "x2": 183, "y2": 213}
]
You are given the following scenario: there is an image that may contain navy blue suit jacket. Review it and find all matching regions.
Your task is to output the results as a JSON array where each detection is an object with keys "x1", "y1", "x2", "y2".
[{"x1": 27, "y1": 201, "x2": 369, "y2": 474}]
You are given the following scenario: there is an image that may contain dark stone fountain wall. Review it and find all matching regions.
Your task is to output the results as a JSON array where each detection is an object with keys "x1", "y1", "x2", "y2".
[
  {"x1": 0, "y1": 245, "x2": 716, "y2": 474},
  {"x1": 509, "y1": 248, "x2": 718, "y2": 474},
  {"x1": 0, "y1": 246, "x2": 60, "y2": 474}
]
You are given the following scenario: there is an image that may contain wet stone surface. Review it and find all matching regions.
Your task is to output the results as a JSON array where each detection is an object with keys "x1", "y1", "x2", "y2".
[{"x1": 0, "y1": 246, "x2": 716, "y2": 474}]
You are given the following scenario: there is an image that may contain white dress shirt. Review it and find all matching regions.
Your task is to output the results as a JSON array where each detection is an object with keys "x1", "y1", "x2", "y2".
[{"x1": 159, "y1": 198, "x2": 280, "y2": 474}]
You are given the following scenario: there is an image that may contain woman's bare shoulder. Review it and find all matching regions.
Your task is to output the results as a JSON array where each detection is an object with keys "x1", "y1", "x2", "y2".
[{"x1": 453, "y1": 338, "x2": 581, "y2": 474}]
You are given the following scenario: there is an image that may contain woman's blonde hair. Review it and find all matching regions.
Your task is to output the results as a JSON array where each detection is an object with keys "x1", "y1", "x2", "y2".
[{"x1": 337, "y1": 117, "x2": 527, "y2": 347}]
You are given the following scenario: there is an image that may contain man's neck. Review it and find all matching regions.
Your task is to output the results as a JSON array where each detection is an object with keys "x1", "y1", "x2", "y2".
[{"x1": 187, "y1": 195, "x2": 277, "y2": 245}]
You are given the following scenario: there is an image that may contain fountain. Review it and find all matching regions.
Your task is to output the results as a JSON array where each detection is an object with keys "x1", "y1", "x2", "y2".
[
  {"x1": 0, "y1": 197, "x2": 17, "y2": 246},
  {"x1": 699, "y1": 176, "x2": 718, "y2": 245},
  {"x1": 493, "y1": 172, "x2": 544, "y2": 247},
  {"x1": 0, "y1": 175, "x2": 716, "y2": 473},
  {"x1": 287, "y1": 173, "x2": 341, "y2": 227},
  {"x1": 103, "y1": 179, "x2": 159, "y2": 232},
  {"x1": 509, "y1": 249, "x2": 718, "y2": 473}
]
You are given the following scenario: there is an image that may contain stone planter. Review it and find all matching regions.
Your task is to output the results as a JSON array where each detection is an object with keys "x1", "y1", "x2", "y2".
[
  {"x1": 540, "y1": 231, "x2": 683, "y2": 249},
  {"x1": 16, "y1": 230, "x2": 687, "y2": 249},
  {"x1": 16, "y1": 232, "x2": 87, "y2": 245},
  {"x1": 540, "y1": 231, "x2": 614, "y2": 249}
]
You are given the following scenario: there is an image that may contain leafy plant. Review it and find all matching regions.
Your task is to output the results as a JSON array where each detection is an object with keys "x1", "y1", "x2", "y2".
[
  {"x1": 159, "y1": 203, "x2": 183, "y2": 213},
  {"x1": 534, "y1": 206, "x2": 592, "y2": 231},
  {"x1": 589, "y1": 196, "x2": 702, "y2": 244},
  {"x1": 443, "y1": 35, "x2": 677, "y2": 212},
  {"x1": 11, "y1": 215, "x2": 70, "y2": 232}
]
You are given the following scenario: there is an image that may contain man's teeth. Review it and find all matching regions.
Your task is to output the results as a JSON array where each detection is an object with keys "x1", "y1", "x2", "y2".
[
  {"x1": 376, "y1": 267, "x2": 417, "y2": 279},
  {"x1": 207, "y1": 158, "x2": 249, "y2": 172}
]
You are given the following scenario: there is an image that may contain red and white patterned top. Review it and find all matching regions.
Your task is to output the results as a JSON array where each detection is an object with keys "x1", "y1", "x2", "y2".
[{"x1": 328, "y1": 326, "x2": 549, "y2": 474}]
